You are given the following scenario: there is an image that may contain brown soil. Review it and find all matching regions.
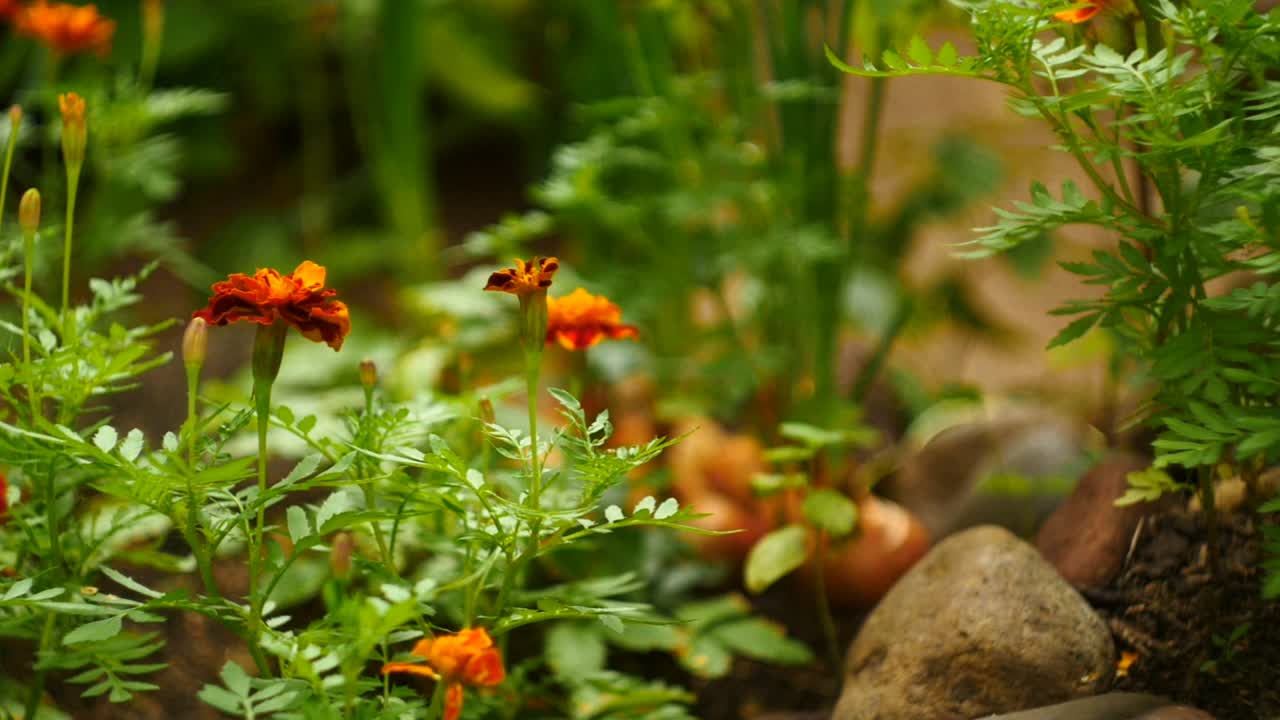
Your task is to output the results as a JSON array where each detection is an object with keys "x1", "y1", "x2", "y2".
[{"x1": 1088, "y1": 507, "x2": 1280, "y2": 720}]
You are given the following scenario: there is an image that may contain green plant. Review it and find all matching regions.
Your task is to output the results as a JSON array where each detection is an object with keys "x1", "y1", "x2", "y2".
[
  {"x1": 1, "y1": 101, "x2": 816, "y2": 715},
  {"x1": 468, "y1": 0, "x2": 1000, "y2": 429},
  {"x1": 832, "y1": 0, "x2": 1280, "y2": 584}
]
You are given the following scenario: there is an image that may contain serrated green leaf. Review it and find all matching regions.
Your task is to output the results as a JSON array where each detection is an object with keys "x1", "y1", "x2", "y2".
[
  {"x1": 882, "y1": 49, "x2": 906, "y2": 71},
  {"x1": 94, "y1": 426, "x2": 118, "y2": 453},
  {"x1": 655, "y1": 497, "x2": 679, "y2": 520},
  {"x1": 219, "y1": 660, "x2": 252, "y2": 697},
  {"x1": 64, "y1": 615, "x2": 123, "y2": 645},
  {"x1": 120, "y1": 429, "x2": 145, "y2": 463},
  {"x1": 1047, "y1": 313, "x2": 1100, "y2": 349},
  {"x1": 287, "y1": 506, "x2": 310, "y2": 544},
  {"x1": 907, "y1": 35, "x2": 933, "y2": 67},
  {"x1": 937, "y1": 41, "x2": 958, "y2": 67}
]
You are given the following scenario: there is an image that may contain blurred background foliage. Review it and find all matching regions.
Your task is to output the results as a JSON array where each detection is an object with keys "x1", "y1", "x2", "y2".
[{"x1": 0, "y1": 0, "x2": 1075, "y2": 437}]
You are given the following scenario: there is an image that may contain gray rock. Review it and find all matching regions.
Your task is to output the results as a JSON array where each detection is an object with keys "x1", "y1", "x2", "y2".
[
  {"x1": 833, "y1": 526, "x2": 1114, "y2": 720},
  {"x1": 975, "y1": 693, "x2": 1169, "y2": 719},
  {"x1": 1133, "y1": 707, "x2": 1216, "y2": 720},
  {"x1": 885, "y1": 414, "x2": 1093, "y2": 539}
]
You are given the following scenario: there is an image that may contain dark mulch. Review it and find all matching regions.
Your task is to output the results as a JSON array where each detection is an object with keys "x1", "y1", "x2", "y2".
[{"x1": 1088, "y1": 507, "x2": 1280, "y2": 720}]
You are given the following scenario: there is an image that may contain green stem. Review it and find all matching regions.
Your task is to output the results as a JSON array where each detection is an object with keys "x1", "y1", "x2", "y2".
[
  {"x1": 23, "y1": 226, "x2": 38, "y2": 418},
  {"x1": 249, "y1": 377, "x2": 272, "y2": 659},
  {"x1": 185, "y1": 365, "x2": 220, "y2": 599},
  {"x1": 814, "y1": 532, "x2": 841, "y2": 670},
  {"x1": 1199, "y1": 467, "x2": 1221, "y2": 580},
  {"x1": 60, "y1": 169, "x2": 79, "y2": 341},
  {"x1": 45, "y1": 463, "x2": 62, "y2": 572},
  {"x1": 0, "y1": 108, "x2": 17, "y2": 230},
  {"x1": 521, "y1": 349, "x2": 544, "y2": 562},
  {"x1": 23, "y1": 612, "x2": 57, "y2": 720}
]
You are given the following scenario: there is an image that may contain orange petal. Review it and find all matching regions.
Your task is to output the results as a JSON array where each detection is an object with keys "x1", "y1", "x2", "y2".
[
  {"x1": 1054, "y1": 1, "x2": 1102, "y2": 22},
  {"x1": 461, "y1": 648, "x2": 505, "y2": 687},
  {"x1": 381, "y1": 661, "x2": 440, "y2": 679},
  {"x1": 444, "y1": 683, "x2": 465, "y2": 720},
  {"x1": 291, "y1": 260, "x2": 327, "y2": 291}
]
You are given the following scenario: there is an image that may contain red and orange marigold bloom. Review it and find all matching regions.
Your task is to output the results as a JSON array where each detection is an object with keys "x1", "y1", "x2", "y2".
[
  {"x1": 383, "y1": 627, "x2": 506, "y2": 720},
  {"x1": 1054, "y1": 0, "x2": 1104, "y2": 23},
  {"x1": 0, "y1": 0, "x2": 22, "y2": 21},
  {"x1": 483, "y1": 256, "x2": 559, "y2": 296},
  {"x1": 545, "y1": 287, "x2": 639, "y2": 351},
  {"x1": 192, "y1": 261, "x2": 350, "y2": 351},
  {"x1": 0, "y1": 471, "x2": 9, "y2": 521},
  {"x1": 17, "y1": 2, "x2": 115, "y2": 57}
]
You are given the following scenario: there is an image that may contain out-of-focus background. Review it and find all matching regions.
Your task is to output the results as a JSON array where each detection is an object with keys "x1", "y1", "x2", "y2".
[{"x1": 1, "y1": 0, "x2": 1118, "y2": 437}]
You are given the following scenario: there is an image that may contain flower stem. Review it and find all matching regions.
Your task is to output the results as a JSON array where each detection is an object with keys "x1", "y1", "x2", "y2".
[
  {"x1": 0, "y1": 107, "x2": 18, "y2": 230},
  {"x1": 185, "y1": 364, "x2": 219, "y2": 599},
  {"x1": 23, "y1": 611, "x2": 57, "y2": 720},
  {"x1": 252, "y1": 378, "x2": 271, "y2": 616},
  {"x1": 22, "y1": 225, "x2": 38, "y2": 418},
  {"x1": 814, "y1": 531, "x2": 841, "y2": 670},
  {"x1": 60, "y1": 168, "x2": 79, "y2": 342}
]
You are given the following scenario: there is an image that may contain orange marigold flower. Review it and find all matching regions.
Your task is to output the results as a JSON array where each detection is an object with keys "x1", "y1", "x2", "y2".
[
  {"x1": 546, "y1": 288, "x2": 639, "y2": 351},
  {"x1": 192, "y1": 260, "x2": 351, "y2": 351},
  {"x1": 1054, "y1": 0, "x2": 1103, "y2": 22},
  {"x1": 484, "y1": 256, "x2": 559, "y2": 296},
  {"x1": 18, "y1": 2, "x2": 115, "y2": 57},
  {"x1": 382, "y1": 627, "x2": 506, "y2": 720}
]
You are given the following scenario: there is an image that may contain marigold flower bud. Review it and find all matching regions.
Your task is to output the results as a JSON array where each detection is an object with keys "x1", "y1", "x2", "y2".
[
  {"x1": 8, "y1": 105, "x2": 21, "y2": 127},
  {"x1": 182, "y1": 316, "x2": 208, "y2": 370},
  {"x1": 18, "y1": 189, "x2": 40, "y2": 234},
  {"x1": 58, "y1": 92, "x2": 86, "y2": 173},
  {"x1": 359, "y1": 358, "x2": 377, "y2": 389}
]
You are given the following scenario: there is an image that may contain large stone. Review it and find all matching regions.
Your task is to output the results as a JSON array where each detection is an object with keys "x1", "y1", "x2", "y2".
[
  {"x1": 833, "y1": 526, "x2": 1114, "y2": 720},
  {"x1": 1036, "y1": 453, "x2": 1167, "y2": 590},
  {"x1": 884, "y1": 411, "x2": 1094, "y2": 539},
  {"x1": 975, "y1": 693, "x2": 1170, "y2": 719}
]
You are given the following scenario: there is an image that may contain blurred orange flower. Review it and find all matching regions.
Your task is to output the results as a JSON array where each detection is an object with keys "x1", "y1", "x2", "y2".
[
  {"x1": 58, "y1": 92, "x2": 85, "y2": 128},
  {"x1": 1054, "y1": 0, "x2": 1103, "y2": 22},
  {"x1": 383, "y1": 627, "x2": 505, "y2": 720},
  {"x1": 193, "y1": 261, "x2": 351, "y2": 351},
  {"x1": 0, "y1": 471, "x2": 9, "y2": 521},
  {"x1": 18, "y1": 2, "x2": 115, "y2": 56},
  {"x1": 484, "y1": 256, "x2": 559, "y2": 296},
  {"x1": 546, "y1": 288, "x2": 638, "y2": 351}
]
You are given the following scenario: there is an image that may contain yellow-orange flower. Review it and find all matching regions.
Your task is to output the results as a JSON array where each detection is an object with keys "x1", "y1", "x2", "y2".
[
  {"x1": 17, "y1": 2, "x2": 115, "y2": 57},
  {"x1": 1054, "y1": 0, "x2": 1103, "y2": 22},
  {"x1": 383, "y1": 628, "x2": 506, "y2": 720},
  {"x1": 483, "y1": 256, "x2": 559, "y2": 296},
  {"x1": 192, "y1": 261, "x2": 351, "y2": 351},
  {"x1": 546, "y1": 288, "x2": 639, "y2": 351},
  {"x1": 58, "y1": 92, "x2": 85, "y2": 128}
]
